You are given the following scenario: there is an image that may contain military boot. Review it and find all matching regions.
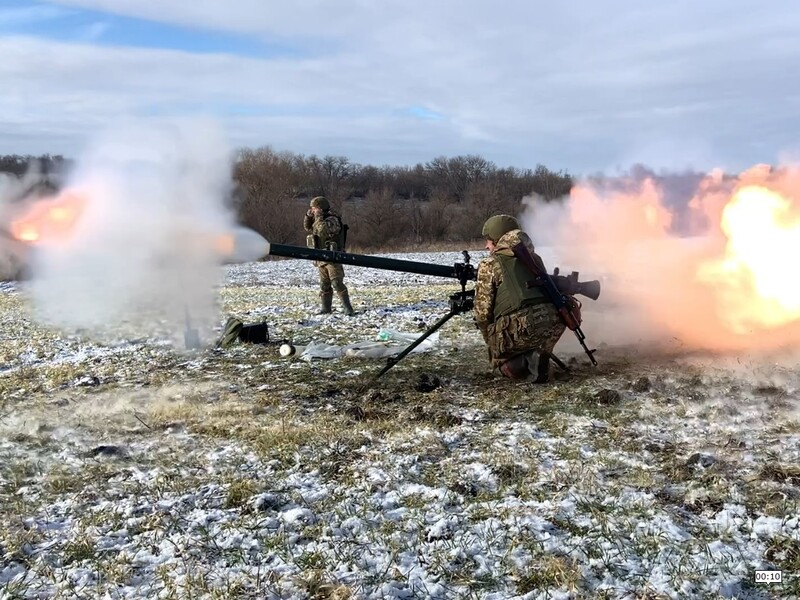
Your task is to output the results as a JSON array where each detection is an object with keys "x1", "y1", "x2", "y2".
[
  {"x1": 499, "y1": 353, "x2": 530, "y2": 380},
  {"x1": 533, "y1": 352, "x2": 551, "y2": 384},
  {"x1": 338, "y1": 290, "x2": 355, "y2": 316},
  {"x1": 317, "y1": 292, "x2": 333, "y2": 315}
]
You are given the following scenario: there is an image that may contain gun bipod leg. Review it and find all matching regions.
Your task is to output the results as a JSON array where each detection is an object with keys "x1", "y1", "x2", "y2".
[{"x1": 545, "y1": 352, "x2": 569, "y2": 372}]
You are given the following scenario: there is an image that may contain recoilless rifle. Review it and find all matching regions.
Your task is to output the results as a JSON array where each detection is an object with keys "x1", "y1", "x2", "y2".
[{"x1": 262, "y1": 243, "x2": 601, "y2": 377}]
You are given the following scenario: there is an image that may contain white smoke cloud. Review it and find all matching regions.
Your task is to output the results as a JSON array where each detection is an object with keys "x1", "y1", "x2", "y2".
[
  {"x1": 520, "y1": 164, "x2": 800, "y2": 357},
  {"x1": 26, "y1": 118, "x2": 236, "y2": 345}
]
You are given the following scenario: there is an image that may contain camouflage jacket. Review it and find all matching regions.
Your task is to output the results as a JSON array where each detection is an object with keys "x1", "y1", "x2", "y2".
[
  {"x1": 304, "y1": 210, "x2": 344, "y2": 265},
  {"x1": 304, "y1": 211, "x2": 343, "y2": 244},
  {"x1": 473, "y1": 229, "x2": 546, "y2": 340}
]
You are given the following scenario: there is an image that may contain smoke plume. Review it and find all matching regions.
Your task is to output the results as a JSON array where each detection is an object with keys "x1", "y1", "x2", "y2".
[
  {"x1": 25, "y1": 118, "x2": 235, "y2": 345},
  {"x1": 522, "y1": 164, "x2": 800, "y2": 356},
  {"x1": 0, "y1": 163, "x2": 53, "y2": 280}
]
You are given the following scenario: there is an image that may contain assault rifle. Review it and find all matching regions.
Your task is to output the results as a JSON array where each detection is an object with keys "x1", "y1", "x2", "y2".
[
  {"x1": 261, "y1": 242, "x2": 600, "y2": 377},
  {"x1": 511, "y1": 242, "x2": 599, "y2": 365}
]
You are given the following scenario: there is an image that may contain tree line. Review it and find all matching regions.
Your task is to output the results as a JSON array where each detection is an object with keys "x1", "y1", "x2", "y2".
[
  {"x1": 233, "y1": 148, "x2": 572, "y2": 249},
  {"x1": 0, "y1": 150, "x2": 574, "y2": 250},
  {"x1": 0, "y1": 154, "x2": 72, "y2": 178}
]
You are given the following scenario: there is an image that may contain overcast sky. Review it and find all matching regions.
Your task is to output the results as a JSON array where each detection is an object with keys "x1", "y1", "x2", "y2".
[{"x1": 2, "y1": 0, "x2": 799, "y2": 174}]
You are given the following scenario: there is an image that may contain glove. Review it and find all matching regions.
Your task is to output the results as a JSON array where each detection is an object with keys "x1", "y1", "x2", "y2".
[{"x1": 306, "y1": 209, "x2": 314, "y2": 217}]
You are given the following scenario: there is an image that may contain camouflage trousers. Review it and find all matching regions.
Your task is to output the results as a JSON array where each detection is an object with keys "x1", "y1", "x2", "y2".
[
  {"x1": 484, "y1": 303, "x2": 566, "y2": 369},
  {"x1": 316, "y1": 262, "x2": 348, "y2": 295}
]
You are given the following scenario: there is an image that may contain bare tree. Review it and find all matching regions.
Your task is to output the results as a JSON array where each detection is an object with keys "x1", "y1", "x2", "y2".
[
  {"x1": 304, "y1": 155, "x2": 358, "y2": 207},
  {"x1": 402, "y1": 197, "x2": 426, "y2": 244},
  {"x1": 417, "y1": 188, "x2": 453, "y2": 242},
  {"x1": 449, "y1": 179, "x2": 509, "y2": 240},
  {"x1": 351, "y1": 187, "x2": 408, "y2": 249},
  {"x1": 425, "y1": 154, "x2": 495, "y2": 203},
  {"x1": 233, "y1": 147, "x2": 305, "y2": 244},
  {"x1": 530, "y1": 164, "x2": 573, "y2": 200}
]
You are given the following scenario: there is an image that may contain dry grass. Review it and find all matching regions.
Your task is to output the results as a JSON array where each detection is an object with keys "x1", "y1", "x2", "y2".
[{"x1": 0, "y1": 282, "x2": 798, "y2": 599}]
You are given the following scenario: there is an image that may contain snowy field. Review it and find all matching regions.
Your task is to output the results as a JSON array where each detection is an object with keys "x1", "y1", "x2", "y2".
[{"x1": 1, "y1": 251, "x2": 799, "y2": 599}]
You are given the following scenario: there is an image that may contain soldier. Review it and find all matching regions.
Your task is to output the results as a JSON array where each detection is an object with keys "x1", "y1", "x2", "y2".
[
  {"x1": 473, "y1": 214, "x2": 566, "y2": 383},
  {"x1": 303, "y1": 196, "x2": 355, "y2": 316}
]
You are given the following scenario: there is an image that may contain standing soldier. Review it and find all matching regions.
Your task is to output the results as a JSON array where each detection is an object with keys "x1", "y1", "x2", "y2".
[
  {"x1": 473, "y1": 214, "x2": 566, "y2": 382},
  {"x1": 304, "y1": 196, "x2": 355, "y2": 316}
]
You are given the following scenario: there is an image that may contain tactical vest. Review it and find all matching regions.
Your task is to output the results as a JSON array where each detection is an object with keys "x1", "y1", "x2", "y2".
[
  {"x1": 317, "y1": 212, "x2": 348, "y2": 251},
  {"x1": 492, "y1": 254, "x2": 548, "y2": 320}
]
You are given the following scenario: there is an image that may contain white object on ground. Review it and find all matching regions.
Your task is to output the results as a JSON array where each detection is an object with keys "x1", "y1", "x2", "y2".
[{"x1": 279, "y1": 343, "x2": 305, "y2": 357}]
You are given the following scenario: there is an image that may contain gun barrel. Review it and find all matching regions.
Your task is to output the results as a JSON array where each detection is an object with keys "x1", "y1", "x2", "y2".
[
  {"x1": 266, "y1": 243, "x2": 476, "y2": 281},
  {"x1": 552, "y1": 274, "x2": 601, "y2": 301}
]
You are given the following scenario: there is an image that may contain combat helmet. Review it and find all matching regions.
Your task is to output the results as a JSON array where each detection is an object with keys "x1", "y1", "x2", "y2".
[
  {"x1": 310, "y1": 196, "x2": 330, "y2": 210},
  {"x1": 481, "y1": 214, "x2": 520, "y2": 242}
]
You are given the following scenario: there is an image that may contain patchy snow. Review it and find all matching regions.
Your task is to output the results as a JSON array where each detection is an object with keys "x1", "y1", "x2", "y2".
[{"x1": 0, "y1": 253, "x2": 798, "y2": 599}]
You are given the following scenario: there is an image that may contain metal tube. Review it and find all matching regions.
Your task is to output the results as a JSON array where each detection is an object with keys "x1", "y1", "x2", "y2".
[{"x1": 267, "y1": 243, "x2": 475, "y2": 281}]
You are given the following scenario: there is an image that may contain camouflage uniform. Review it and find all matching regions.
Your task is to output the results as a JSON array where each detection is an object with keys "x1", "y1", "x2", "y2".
[
  {"x1": 304, "y1": 198, "x2": 354, "y2": 315},
  {"x1": 473, "y1": 229, "x2": 566, "y2": 381}
]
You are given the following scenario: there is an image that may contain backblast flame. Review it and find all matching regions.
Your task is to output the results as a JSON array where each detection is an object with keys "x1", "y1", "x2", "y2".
[
  {"x1": 10, "y1": 192, "x2": 88, "y2": 245},
  {"x1": 530, "y1": 163, "x2": 800, "y2": 353},
  {"x1": 8, "y1": 185, "x2": 267, "y2": 265},
  {"x1": 15, "y1": 226, "x2": 40, "y2": 243},
  {"x1": 213, "y1": 233, "x2": 237, "y2": 257},
  {"x1": 697, "y1": 185, "x2": 800, "y2": 333}
]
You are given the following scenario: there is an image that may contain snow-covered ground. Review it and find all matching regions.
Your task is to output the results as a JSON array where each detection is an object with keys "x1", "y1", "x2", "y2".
[{"x1": 0, "y1": 252, "x2": 798, "y2": 599}]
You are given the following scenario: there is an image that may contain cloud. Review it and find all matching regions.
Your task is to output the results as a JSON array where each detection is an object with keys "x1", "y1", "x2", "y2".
[
  {"x1": 37, "y1": 0, "x2": 384, "y2": 38},
  {"x1": 2, "y1": 1, "x2": 800, "y2": 171}
]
